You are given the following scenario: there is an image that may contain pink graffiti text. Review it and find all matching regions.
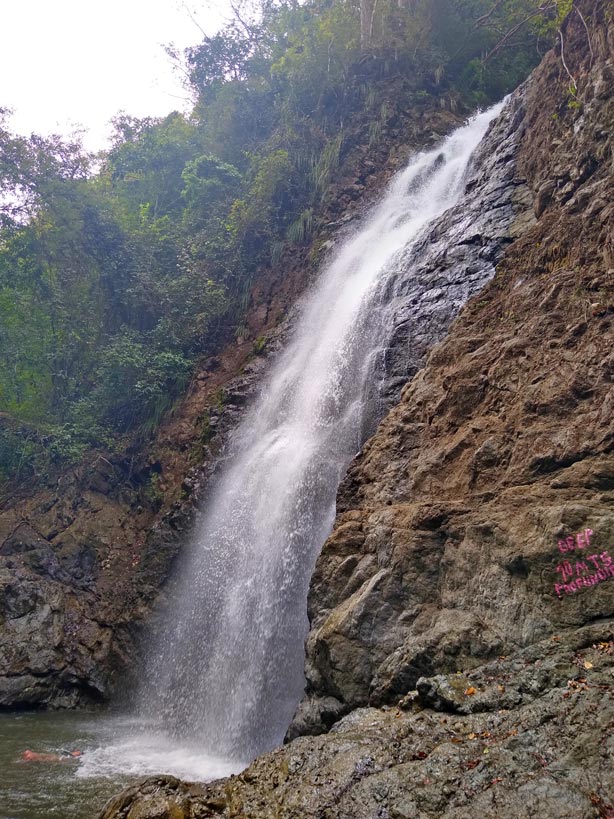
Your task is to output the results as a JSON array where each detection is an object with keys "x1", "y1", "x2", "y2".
[
  {"x1": 555, "y1": 550, "x2": 614, "y2": 598},
  {"x1": 558, "y1": 528, "x2": 594, "y2": 553}
]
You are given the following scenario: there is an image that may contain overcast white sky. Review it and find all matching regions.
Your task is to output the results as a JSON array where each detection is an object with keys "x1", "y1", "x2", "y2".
[{"x1": 0, "y1": 0, "x2": 229, "y2": 151}]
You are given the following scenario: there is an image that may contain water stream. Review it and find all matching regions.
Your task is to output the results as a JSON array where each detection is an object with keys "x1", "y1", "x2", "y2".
[{"x1": 142, "y1": 103, "x2": 505, "y2": 763}]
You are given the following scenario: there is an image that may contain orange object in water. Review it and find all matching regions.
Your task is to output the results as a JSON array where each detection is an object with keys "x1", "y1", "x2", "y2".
[{"x1": 20, "y1": 749, "x2": 82, "y2": 763}]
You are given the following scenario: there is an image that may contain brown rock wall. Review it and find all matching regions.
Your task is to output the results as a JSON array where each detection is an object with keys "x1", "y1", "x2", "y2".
[{"x1": 296, "y1": 0, "x2": 614, "y2": 732}]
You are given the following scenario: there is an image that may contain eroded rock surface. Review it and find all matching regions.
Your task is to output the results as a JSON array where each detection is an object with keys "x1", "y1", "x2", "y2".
[
  {"x1": 100, "y1": 2, "x2": 614, "y2": 817},
  {"x1": 100, "y1": 628, "x2": 614, "y2": 819},
  {"x1": 377, "y1": 91, "x2": 533, "y2": 411},
  {"x1": 294, "y1": 0, "x2": 614, "y2": 738}
]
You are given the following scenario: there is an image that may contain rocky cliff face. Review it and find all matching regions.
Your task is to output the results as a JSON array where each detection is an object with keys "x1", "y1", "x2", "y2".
[
  {"x1": 0, "y1": 98, "x2": 466, "y2": 709},
  {"x1": 295, "y1": 0, "x2": 614, "y2": 736},
  {"x1": 99, "y1": 2, "x2": 614, "y2": 817}
]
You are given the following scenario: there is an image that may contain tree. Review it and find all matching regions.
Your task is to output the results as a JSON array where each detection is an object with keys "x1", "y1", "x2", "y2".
[{"x1": 1, "y1": 111, "x2": 90, "y2": 226}]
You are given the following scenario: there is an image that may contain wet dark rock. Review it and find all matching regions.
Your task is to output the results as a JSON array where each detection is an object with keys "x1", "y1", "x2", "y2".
[
  {"x1": 284, "y1": 694, "x2": 348, "y2": 741},
  {"x1": 0, "y1": 523, "x2": 48, "y2": 556},
  {"x1": 99, "y1": 776, "x2": 191, "y2": 819},
  {"x1": 376, "y1": 90, "x2": 533, "y2": 414}
]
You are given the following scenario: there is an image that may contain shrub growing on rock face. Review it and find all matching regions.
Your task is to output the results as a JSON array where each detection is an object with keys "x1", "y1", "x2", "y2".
[{"x1": 86, "y1": 334, "x2": 192, "y2": 434}]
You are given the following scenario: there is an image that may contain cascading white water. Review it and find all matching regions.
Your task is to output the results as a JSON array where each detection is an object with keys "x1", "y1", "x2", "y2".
[{"x1": 133, "y1": 102, "x2": 504, "y2": 771}]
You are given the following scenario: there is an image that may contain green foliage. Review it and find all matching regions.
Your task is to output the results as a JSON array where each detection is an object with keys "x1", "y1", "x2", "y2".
[
  {"x1": 83, "y1": 333, "x2": 192, "y2": 433},
  {"x1": 213, "y1": 388, "x2": 227, "y2": 411},
  {"x1": 184, "y1": 24, "x2": 261, "y2": 99},
  {"x1": 0, "y1": 425, "x2": 42, "y2": 486},
  {"x1": 229, "y1": 150, "x2": 293, "y2": 247},
  {"x1": 1, "y1": 109, "x2": 90, "y2": 225},
  {"x1": 268, "y1": 0, "x2": 360, "y2": 123},
  {"x1": 198, "y1": 413, "x2": 215, "y2": 446},
  {"x1": 103, "y1": 112, "x2": 200, "y2": 221},
  {"x1": 142, "y1": 471, "x2": 163, "y2": 510},
  {"x1": 313, "y1": 135, "x2": 343, "y2": 196},
  {"x1": 0, "y1": 420, "x2": 100, "y2": 490},
  {"x1": 253, "y1": 334, "x2": 269, "y2": 354},
  {"x1": 181, "y1": 155, "x2": 242, "y2": 227},
  {"x1": 286, "y1": 208, "x2": 314, "y2": 245},
  {"x1": 554, "y1": 0, "x2": 574, "y2": 25}
]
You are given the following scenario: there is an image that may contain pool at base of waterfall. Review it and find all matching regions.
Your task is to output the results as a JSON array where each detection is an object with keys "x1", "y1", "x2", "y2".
[{"x1": 0, "y1": 712, "x2": 243, "y2": 819}]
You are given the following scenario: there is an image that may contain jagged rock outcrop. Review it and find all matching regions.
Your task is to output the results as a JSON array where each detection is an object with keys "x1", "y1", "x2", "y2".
[
  {"x1": 377, "y1": 94, "x2": 534, "y2": 411},
  {"x1": 100, "y1": 2, "x2": 614, "y2": 817},
  {"x1": 0, "y1": 460, "x2": 152, "y2": 708}
]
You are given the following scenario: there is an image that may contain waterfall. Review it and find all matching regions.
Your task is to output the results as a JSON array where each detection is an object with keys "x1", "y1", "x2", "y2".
[{"x1": 143, "y1": 102, "x2": 504, "y2": 766}]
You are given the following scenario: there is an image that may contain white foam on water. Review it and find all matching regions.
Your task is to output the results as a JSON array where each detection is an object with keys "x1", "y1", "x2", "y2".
[{"x1": 76, "y1": 730, "x2": 243, "y2": 782}]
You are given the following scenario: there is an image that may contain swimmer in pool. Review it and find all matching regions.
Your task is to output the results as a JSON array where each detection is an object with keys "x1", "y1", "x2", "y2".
[{"x1": 20, "y1": 749, "x2": 82, "y2": 763}]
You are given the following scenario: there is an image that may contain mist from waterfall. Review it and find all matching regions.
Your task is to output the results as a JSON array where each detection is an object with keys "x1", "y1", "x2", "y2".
[{"x1": 132, "y1": 102, "x2": 504, "y2": 771}]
